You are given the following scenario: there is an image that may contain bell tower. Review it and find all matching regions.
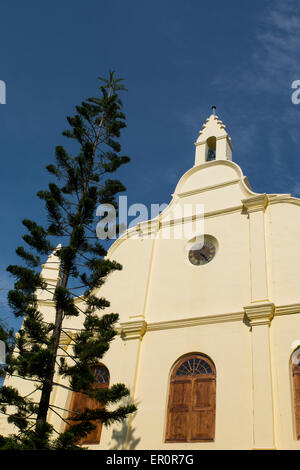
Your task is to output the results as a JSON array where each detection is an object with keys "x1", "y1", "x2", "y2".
[{"x1": 194, "y1": 107, "x2": 233, "y2": 166}]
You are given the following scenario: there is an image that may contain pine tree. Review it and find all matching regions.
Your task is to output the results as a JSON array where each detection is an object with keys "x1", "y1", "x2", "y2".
[{"x1": 0, "y1": 72, "x2": 136, "y2": 450}]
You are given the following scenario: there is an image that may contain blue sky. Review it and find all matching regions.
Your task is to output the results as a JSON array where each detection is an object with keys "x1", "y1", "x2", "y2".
[{"x1": 1, "y1": 0, "x2": 300, "y2": 330}]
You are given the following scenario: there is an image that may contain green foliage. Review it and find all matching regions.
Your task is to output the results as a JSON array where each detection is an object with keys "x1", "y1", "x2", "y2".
[{"x1": 0, "y1": 71, "x2": 136, "y2": 450}]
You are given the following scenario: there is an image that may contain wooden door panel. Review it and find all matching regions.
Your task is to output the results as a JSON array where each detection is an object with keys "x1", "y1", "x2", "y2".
[
  {"x1": 190, "y1": 410, "x2": 214, "y2": 441},
  {"x1": 79, "y1": 394, "x2": 104, "y2": 444},
  {"x1": 67, "y1": 391, "x2": 87, "y2": 423},
  {"x1": 192, "y1": 379, "x2": 214, "y2": 410},
  {"x1": 81, "y1": 418, "x2": 103, "y2": 444},
  {"x1": 166, "y1": 412, "x2": 189, "y2": 442},
  {"x1": 66, "y1": 365, "x2": 109, "y2": 445},
  {"x1": 71, "y1": 391, "x2": 86, "y2": 411},
  {"x1": 169, "y1": 381, "x2": 192, "y2": 411},
  {"x1": 293, "y1": 372, "x2": 300, "y2": 402}
]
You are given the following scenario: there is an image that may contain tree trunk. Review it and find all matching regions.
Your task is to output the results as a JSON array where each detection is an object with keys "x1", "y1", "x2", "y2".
[{"x1": 36, "y1": 273, "x2": 68, "y2": 426}]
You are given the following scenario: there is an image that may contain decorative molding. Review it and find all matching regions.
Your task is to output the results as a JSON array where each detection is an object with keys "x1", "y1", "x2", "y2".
[
  {"x1": 244, "y1": 302, "x2": 275, "y2": 326},
  {"x1": 36, "y1": 302, "x2": 300, "y2": 332},
  {"x1": 41, "y1": 265, "x2": 60, "y2": 271},
  {"x1": 242, "y1": 194, "x2": 268, "y2": 213},
  {"x1": 275, "y1": 303, "x2": 300, "y2": 316},
  {"x1": 119, "y1": 320, "x2": 147, "y2": 340},
  {"x1": 37, "y1": 297, "x2": 85, "y2": 307},
  {"x1": 59, "y1": 331, "x2": 73, "y2": 352},
  {"x1": 196, "y1": 114, "x2": 227, "y2": 138},
  {"x1": 37, "y1": 299, "x2": 56, "y2": 306},
  {"x1": 177, "y1": 178, "x2": 240, "y2": 199},
  {"x1": 267, "y1": 195, "x2": 300, "y2": 209},
  {"x1": 202, "y1": 204, "x2": 243, "y2": 219},
  {"x1": 147, "y1": 312, "x2": 245, "y2": 331},
  {"x1": 195, "y1": 134, "x2": 232, "y2": 149},
  {"x1": 138, "y1": 311, "x2": 244, "y2": 334},
  {"x1": 55, "y1": 302, "x2": 300, "y2": 342},
  {"x1": 122, "y1": 204, "x2": 244, "y2": 238},
  {"x1": 159, "y1": 205, "x2": 244, "y2": 229},
  {"x1": 177, "y1": 160, "x2": 251, "y2": 194}
]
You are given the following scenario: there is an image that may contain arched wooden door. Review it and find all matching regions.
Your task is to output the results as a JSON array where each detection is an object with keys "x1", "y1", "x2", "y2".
[
  {"x1": 66, "y1": 364, "x2": 110, "y2": 445},
  {"x1": 292, "y1": 349, "x2": 300, "y2": 439},
  {"x1": 165, "y1": 354, "x2": 216, "y2": 443}
]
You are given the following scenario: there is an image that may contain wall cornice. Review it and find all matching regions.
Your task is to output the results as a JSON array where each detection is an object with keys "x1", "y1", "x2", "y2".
[
  {"x1": 244, "y1": 302, "x2": 275, "y2": 326},
  {"x1": 119, "y1": 320, "x2": 147, "y2": 340},
  {"x1": 242, "y1": 194, "x2": 268, "y2": 213},
  {"x1": 195, "y1": 134, "x2": 233, "y2": 150},
  {"x1": 147, "y1": 311, "x2": 244, "y2": 331},
  {"x1": 275, "y1": 303, "x2": 300, "y2": 316},
  {"x1": 118, "y1": 311, "x2": 245, "y2": 336},
  {"x1": 56, "y1": 303, "x2": 300, "y2": 340}
]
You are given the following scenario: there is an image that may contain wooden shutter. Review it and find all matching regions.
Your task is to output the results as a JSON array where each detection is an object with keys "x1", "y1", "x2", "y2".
[
  {"x1": 79, "y1": 390, "x2": 104, "y2": 445},
  {"x1": 165, "y1": 380, "x2": 192, "y2": 442},
  {"x1": 66, "y1": 365, "x2": 109, "y2": 445},
  {"x1": 165, "y1": 354, "x2": 216, "y2": 443},
  {"x1": 190, "y1": 378, "x2": 215, "y2": 441},
  {"x1": 293, "y1": 368, "x2": 300, "y2": 439}
]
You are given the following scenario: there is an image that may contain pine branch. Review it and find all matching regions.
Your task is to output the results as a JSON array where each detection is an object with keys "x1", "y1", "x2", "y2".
[{"x1": 48, "y1": 405, "x2": 69, "y2": 425}]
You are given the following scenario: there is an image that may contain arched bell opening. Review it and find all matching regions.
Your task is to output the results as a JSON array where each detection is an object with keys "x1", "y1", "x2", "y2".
[{"x1": 206, "y1": 136, "x2": 216, "y2": 161}]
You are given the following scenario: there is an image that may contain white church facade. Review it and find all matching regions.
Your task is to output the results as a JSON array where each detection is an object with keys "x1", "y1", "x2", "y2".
[{"x1": 2, "y1": 112, "x2": 300, "y2": 450}]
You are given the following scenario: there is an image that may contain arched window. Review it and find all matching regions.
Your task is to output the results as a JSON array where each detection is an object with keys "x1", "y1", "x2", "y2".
[
  {"x1": 206, "y1": 136, "x2": 216, "y2": 161},
  {"x1": 292, "y1": 349, "x2": 300, "y2": 439},
  {"x1": 165, "y1": 354, "x2": 216, "y2": 443},
  {"x1": 66, "y1": 364, "x2": 110, "y2": 444}
]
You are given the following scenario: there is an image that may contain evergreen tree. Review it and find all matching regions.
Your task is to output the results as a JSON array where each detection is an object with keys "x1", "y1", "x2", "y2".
[{"x1": 0, "y1": 72, "x2": 136, "y2": 450}]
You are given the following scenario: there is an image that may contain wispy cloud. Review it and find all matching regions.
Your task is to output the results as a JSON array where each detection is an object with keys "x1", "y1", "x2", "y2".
[
  {"x1": 212, "y1": 0, "x2": 300, "y2": 95},
  {"x1": 176, "y1": 1, "x2": 300, "y2": 196},
  {"x1": 252, "y1": 0, "x2": 300, "y2": 93},
  {"x1": 212, "y1": 1, "x2": 300, "y2": 184}
]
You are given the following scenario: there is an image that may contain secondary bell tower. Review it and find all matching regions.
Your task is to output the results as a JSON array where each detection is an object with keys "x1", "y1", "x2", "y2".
[{"x1": 194, "y1": 106, "x2": 233, "y2": 165}]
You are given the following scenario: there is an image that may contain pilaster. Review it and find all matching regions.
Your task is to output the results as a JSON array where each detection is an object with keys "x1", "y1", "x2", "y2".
[
  {"x1": 119, "y1": 320, "x2": 147, "y2": 449},
  {"x1": 242, "y1": 194, "x2": 269, "y2": 303},
  {"x1": 244, "y1": 302, "x2": 275, "y2": 449}
]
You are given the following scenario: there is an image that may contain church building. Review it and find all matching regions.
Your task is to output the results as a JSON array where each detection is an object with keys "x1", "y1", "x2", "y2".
[{"x1": 2, "y1": 111, "x2": 300, "y2": 450}]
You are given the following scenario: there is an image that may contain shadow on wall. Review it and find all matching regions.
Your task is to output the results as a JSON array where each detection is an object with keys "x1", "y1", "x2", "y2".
[{"x1": 109, "y1": 406, "x2": 141, "y2": 450}]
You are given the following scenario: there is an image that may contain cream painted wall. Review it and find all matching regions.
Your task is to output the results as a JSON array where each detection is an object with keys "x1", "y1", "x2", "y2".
[
  {"x1": 94, "y1": 237, "x2": 154, "y2": 322},
  {"x1": 145, "y1": 212, "x2": 250, "y2": 322},
  {"x1": 268, "y1": 202, "x2": 300, "y2": 306},
  {"x1": 125, "y1": 321, "x2": 253, "y2": 450}
]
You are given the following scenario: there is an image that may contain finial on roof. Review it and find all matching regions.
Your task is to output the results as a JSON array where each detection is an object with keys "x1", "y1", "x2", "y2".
[{"x1": 211, "y1": 105, "x2": 216, "y2": 115}]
